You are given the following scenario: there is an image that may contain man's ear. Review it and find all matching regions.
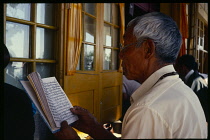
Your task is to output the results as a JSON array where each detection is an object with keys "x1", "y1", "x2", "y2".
[{"x1": 144, "y1": 39, "x2": 155, "y2": 59}]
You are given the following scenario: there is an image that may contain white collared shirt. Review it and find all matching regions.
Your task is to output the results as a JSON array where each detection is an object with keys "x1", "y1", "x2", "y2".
[{"x1": 121, "y1": 65, "x2": 207, "y2": 139}]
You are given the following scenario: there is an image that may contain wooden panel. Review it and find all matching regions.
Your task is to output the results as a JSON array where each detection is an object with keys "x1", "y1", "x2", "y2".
[
  {"x1": 101, "y1": 72, "x2": 122, "y2": 87},
  {"x1": 67, "y1": 90, "x2": 94, "y2": 114},
  {"x1": 64, "y1": 73, "x2": 99, "y2": 118},
  {"x1": 101, "y1": 105, "x2": 121, "y2": 124},
  {"x1": 102, "y1": 86, "x2": 120, "y2": 110},
  {"x1": 100, "y1": 72, "x2": 123, "y2": 123},
  {"x1": 64, "y1": 73, "x2": 99, "y2": 93}
]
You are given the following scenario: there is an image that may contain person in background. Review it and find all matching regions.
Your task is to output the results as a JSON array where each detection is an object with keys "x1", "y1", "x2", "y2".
[
  {"x1": 4, "y1": 44, "x2": 35, "y2": 140},
  {"x1": 175, "y1": 54, "x2": 209, "y2": 123},
  {"x1": 121, "y1": 75, "x2": 140, "y2": 121},
  {"x1": 54, "y1": 12, "x2": 207, "y2": 139},
  {"x1": 194, "y1": 61, "x2": 208, "y2": 86}
]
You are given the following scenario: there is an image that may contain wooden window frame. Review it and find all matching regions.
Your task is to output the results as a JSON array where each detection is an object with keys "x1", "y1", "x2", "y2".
[
  {"x1": 102, "y1": 3, "x2": 121, "y2": 71},
  {"x1": 4, "y1": 3, "x2": 58, "y2": 74},
  {"x1": 79, "y1": 3, "x2": 97, "y2": 71},
  {"x1": 74, "y1": 3, "x2": 122, "y2": 74}
]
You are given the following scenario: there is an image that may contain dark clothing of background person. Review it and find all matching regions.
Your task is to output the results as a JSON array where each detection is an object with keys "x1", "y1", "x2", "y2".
[
  {"x1": 4, "y1": 43, "x2": 35, "y2": 140},
  {"x1": 4, "y1": 83, "x2": 35, "y2": 140},
  {"x1": 185, "y1": 70, "x2": 209, "y2": 123}
]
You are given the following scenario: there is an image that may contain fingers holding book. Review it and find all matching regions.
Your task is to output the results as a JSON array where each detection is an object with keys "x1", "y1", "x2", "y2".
[
  {"x1": 54, "y1": 121, "x2": 80, "y2": 140},
  {"x1": 70, "y1": 106, "x2": 100, "y2": 135}
]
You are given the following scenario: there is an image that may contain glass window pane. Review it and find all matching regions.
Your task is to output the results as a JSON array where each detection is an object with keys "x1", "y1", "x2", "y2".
[
  {"x1": 197, "y1": 28, "x2": 199, "y2": 36},
  {"x1": 192, "y1": 14, "x2": 195, "y2": 26},
  {"x1": 5, "y1": 62, "x2": 30, "y2": 90},
  {"x1": 197, "y1": 37, "x2": 199, "y2": 45},
  {"x1": 200, "y1": 30, "x2": 204, "y2": 37},
  {"x1": 6, "y1": 21, "x2": 30, "y2": 58},
  {"x1": 200, "y1": 21, "x2": 203, "y2": 29},
  {"x1": 84, "y1": 44, "x2": 94, "y2": 71},
  {"x1": 84, "y1": 15, "x2": 96, "y2": 43},
  {"x1": 188, "y1": 50, "x2": 193, "y2": 55},
  {"x1": 104, "y1": 3, "x2": 111, "y2": 22},
  {"x1": 36, "y1": 27, "x2": 54, "y2": 59},
  {"x1": 112, "y1": 50, "x2": 118, "y2": 70},
  {"x1": 76, "y1": 56, "x2": 81, "y2": 70},
  {"x1": 6, "y1": 3, "x2": 31, "y2": 20},
  {"x1": 112, "y1": 4, "x2": 119, "y2": 25},
  {"x1": 103, "y1": 24, "x2": 112, "y2": 46},
  {"x1": 204, "y1": 3, "x2": 208, "y2": 12},
  {"x1": 186, "y1": 4, "x2": 188, "y2": 15},
  {"x1": 113, "y1": 28, "x2": 119, "y2": 47},
  {"x1": 36, "y1": 63, "x2": 55, "y2": 78},
  {"x1": 200, "y1": 38, "x2": 203, "y2": 46},
  {"x1": 103, "y1": 48, "x2": 111, "y2": 70},
  {"x1": 37, "y1": 3, "x2": 54, "y2": 26},
  {"x1": 83, "y1": 3, "x2": 96, "y2": 16}
]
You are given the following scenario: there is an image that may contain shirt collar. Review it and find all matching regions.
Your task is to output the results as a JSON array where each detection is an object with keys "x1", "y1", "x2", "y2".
[
  {"x1": 130, "y1": 65, "x2": 176, "y2": 104},
  {"x1": 185, "y1": 69, "x2": 194, "y2": 82}
]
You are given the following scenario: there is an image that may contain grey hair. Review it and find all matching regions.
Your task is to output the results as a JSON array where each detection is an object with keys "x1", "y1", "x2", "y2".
[{"x1": 127, "y1": 12, "x2": 182, "y2": 63}]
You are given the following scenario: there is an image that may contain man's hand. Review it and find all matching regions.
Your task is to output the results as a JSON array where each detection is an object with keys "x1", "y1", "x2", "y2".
[
  {"x1": 70, "y1": 106, "x2": 100, "y2": 135},
  {"x1": 54, "y1": 121, "x2": 80, "y2": 140},
  {"x1": 70, "y1": 106, "x2": 118, "y2": 139}
]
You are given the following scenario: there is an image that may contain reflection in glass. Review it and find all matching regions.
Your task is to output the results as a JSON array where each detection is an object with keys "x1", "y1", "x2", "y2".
[
  {"x1": 112, "y1": 4, "x2": 119, "y2": 25},
  {"x1": 84, "y1": 44, "x2": 94, "y2": 70},
  {"x1": 84, "y1": 15, "x2": 96, "y2": 43},
  {"x1": 36, "y1": 63, "x2": 55, "y2": 78},
  {"x1": 6, "y1": 3, "x2": 31, "y2": 20},
  {"x1": 200, "y1": 30, "x2": 203, "y2": 37},
  {"x1": 36, "y1": 27, "x2": 54, "y2": 59},
  {"x1": 103, "y1": 48, "x2": 111, "y2": 70},
  {"x1": 112, "y1": 50, "x2": 118, "y2": 70},
  {"x1": 200, "y1": 21, "x2": 203, "y2": 29},
  {"x1": 5, "y1": 62, "x2": 29, "y2": 90},
  {"x1": 197, "y1": 37, "x2": 199, "y2": 45},
  {"x1": 104, "y1": 3, "x2": 111, "y2": 22},
  {"x1": 76, "y1": 56, "x2": 81, "y2": 70},
  {"x1": 200, "y1": 38, "x2": 203, "y2": 46},
  {"x1": 37, "y1": 3, "x2": 54, "y2": 25},
  {"x1": 113, "y1": 28, "x2": 119, "y2": 47},
  {"x1": 6, "y1": 21, "x2": 30, "y2": 58},
  {"x1": 103, "y1": 24, "x2": 112, "y2": 46},
  {"x1": 83, "y1": 3, "x2": 96, "y2": 16}
]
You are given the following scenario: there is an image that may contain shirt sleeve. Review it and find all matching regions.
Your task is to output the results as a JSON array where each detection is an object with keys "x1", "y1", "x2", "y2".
[
  {"x1": 191, "y1": 77, "x2": 207, "y2": 92},
  {"x1": 122, "y1": 106, "x2": 172, "y2": 139}
]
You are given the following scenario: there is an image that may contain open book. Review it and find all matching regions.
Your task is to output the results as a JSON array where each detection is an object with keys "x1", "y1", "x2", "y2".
[{"x1": 20, "y1": 72, "x2": 78, "y2": 133}]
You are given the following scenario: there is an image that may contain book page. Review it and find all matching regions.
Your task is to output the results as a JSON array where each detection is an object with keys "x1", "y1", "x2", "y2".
[
  {"x1": 27, "y1": 72, "x2": 56, "y2": 129},
  {"x1": 42, "y1": 77, "x2": 78, "y2": 127},
  {"x1": 19, "y1": 80, "x2": 60, "y2": 133}
]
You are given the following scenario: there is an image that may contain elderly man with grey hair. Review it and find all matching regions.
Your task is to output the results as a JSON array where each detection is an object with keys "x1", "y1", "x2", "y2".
[{"x1": 54, "y1": 12, "x2": 207, "y2": 139}]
